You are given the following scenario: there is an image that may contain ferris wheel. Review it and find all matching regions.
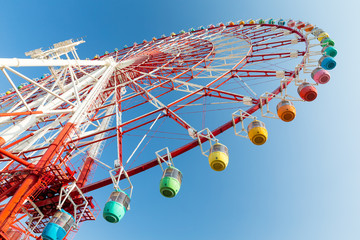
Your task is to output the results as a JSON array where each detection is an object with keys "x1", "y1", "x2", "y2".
[{"x1": 0, "y1": 18, "x2": 337, "y2": 240}]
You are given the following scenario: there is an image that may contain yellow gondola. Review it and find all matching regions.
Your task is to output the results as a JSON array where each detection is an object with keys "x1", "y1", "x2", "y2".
[
  {"x1": 208, "y1": 143, "x2": 229, "y2": 171},
  {"x1": 317, "y1": 32, "x2": 329, "y2": 41},
  {"x1": 247, "y1": 120, "x2": 268, "y2": 145}
]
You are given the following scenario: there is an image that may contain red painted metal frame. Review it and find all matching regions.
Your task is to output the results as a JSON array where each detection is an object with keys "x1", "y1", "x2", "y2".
[
  {"x1": 0, "y1": 22, "x2": 309, "y2": 239},
  {"x1": 81, "y1": 23, "x2": 309, "y2": 193}
]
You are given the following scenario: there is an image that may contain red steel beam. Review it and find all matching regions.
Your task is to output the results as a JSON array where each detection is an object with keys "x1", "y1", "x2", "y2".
[
  {"x1": 0, "y1": 148, "x2": 34, "y2": 168},
  {"x1": 0, "y1": 111, "x2": 43, "y2": 117}
]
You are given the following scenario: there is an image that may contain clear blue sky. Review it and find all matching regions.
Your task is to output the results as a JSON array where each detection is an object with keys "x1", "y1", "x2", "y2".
[{"x1": 0, "y1": 0, "x2": 359, "y2": 240}]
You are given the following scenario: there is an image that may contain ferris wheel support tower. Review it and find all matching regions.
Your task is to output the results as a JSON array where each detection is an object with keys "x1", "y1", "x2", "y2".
[{"x1": 0, "y1": 39, "x2": 116, "y2": 237}]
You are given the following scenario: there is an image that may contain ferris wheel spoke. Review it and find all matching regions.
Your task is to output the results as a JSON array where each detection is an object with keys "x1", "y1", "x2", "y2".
[
  {"x1": 247, "y1": 51, "x2": 306, "y2": 64},
  {"x1": 76, "y1": 104, "x2": 116, "y2": 163},
  {"x1": 165, "y1": 75, "x2": 253, "y2": 104},
  {"x1": 9, "y1": 115, "x2": 71, "y2": 155},
  {"x1": 202, "y1": 31, "x2": 237, "y2": 42},
  {"x1": 251, "y1": 30, "x2": 303, "y2": 47},
  {"x1": 245, "y1": 27, "x2": 280, "y2": 39},
  {"x1": 121, "y1": 73, "x2": 195, "y2": 132},
  {"x1": 207, "y1": 34, "x2": 240, "y2": 45},
  {"x1": 252, "y1": 39, "x2": 301, "y2": 52},
  {"x1": 1, "y1": 80, "x2": 49, "y2": 114},
  {"x1": 128, "y1": 68, "x2": 262, "y2": 106},
  {"x1": 118, "y1": 67, "x2": 254, "y2": 109},
  {"x1": 4, "y1": 66, "x2": 77, "y2": 108},
  {"x1": 235, "y1": 25, "x2": 262, "y2": 36},
  {"x1": 243, "y1": 51, "x2": 305, "y2": 72},
  {"x1": 1, "y1": 69, "x2": 32, "y2": 112},
  {"x1": 135, "y1": 52, "x2": 248, "y2": 82}
]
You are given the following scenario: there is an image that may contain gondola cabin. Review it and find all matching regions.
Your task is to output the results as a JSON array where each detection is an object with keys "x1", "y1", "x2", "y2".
[
  {"x1": 319, "y1": 56, "x2": 336, "y2": 70},
  {"x1": 296, "y1": 21, "x2": 306, "y2": 29},
  {"x1": 208, "y1": 143, "x2": 229, "y2": 171},
  {"x1": 277, "y1": 100, "x2": 296, "y2": 122},
  {"x1": 41, "y1": 210, "x2": 75, "y2": 240},
  {"x1": 103, "y1": 190, "x2": 130, "y2": 223},
  {"x1": 321, "y1": 38, "x2": 335, "y2": 47},
  {"x1": 159, "y1": 167, "x2": 183, "y2": 198},
  {"x1": 287, "y1": 20, "x2": 295, "y2": 27},
  {"x1": 311, "y1": 27, "x2": 324, "y2": 37},
  {"x1": 322, "y1": 46, "x2": 337, "y2": 58},
  {"x1": 298, "y1": 82, "x2": 317, "y2": 101},
  {"x1": 247, "y1": 120, "x2": 268, "y2": 145},
  {"x1": 278, "y1": 19, "x2": 285, "y2": 26},
  {"x1": 311, "y1": 67, "x2": 330, "y2": 84},
  {"x1": 304, "y1": 24, "x2": 314, "y2": 32},
  {"x1": 317, "y1": 32, "x2": 329, "y2": 41}
]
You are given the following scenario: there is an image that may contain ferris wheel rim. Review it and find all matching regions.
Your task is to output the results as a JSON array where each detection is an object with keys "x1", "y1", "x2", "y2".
[{"x1": 79, "y1": 23, "x2": 310, "y2": 194}]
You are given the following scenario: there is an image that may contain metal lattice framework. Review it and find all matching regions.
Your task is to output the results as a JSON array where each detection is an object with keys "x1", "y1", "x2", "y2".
[{"x1": 0, "y1": 19, "x2": 333, "y2": 239}]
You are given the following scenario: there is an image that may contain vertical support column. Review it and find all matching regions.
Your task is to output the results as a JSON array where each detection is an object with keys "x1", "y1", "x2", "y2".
[
  {"x1": 77, "y1": 156, "x2": 95, "y2": 188},
  {"x1": 114, "y1": 74, "x2": 123, "y2": 166},
  {"x1": 118, "y1": 87, "x2": 123, "y2": 165}
]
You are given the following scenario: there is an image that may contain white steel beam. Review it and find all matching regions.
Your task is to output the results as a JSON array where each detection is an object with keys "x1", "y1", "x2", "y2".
[{"x1": 0, "y1": 58, "x2": 108, "y2": 67}]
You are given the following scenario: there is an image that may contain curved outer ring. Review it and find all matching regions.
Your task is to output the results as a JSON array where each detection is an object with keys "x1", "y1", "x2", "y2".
[{"x1": 80, "y1": 24, "x2": 309, "y2": 193}]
